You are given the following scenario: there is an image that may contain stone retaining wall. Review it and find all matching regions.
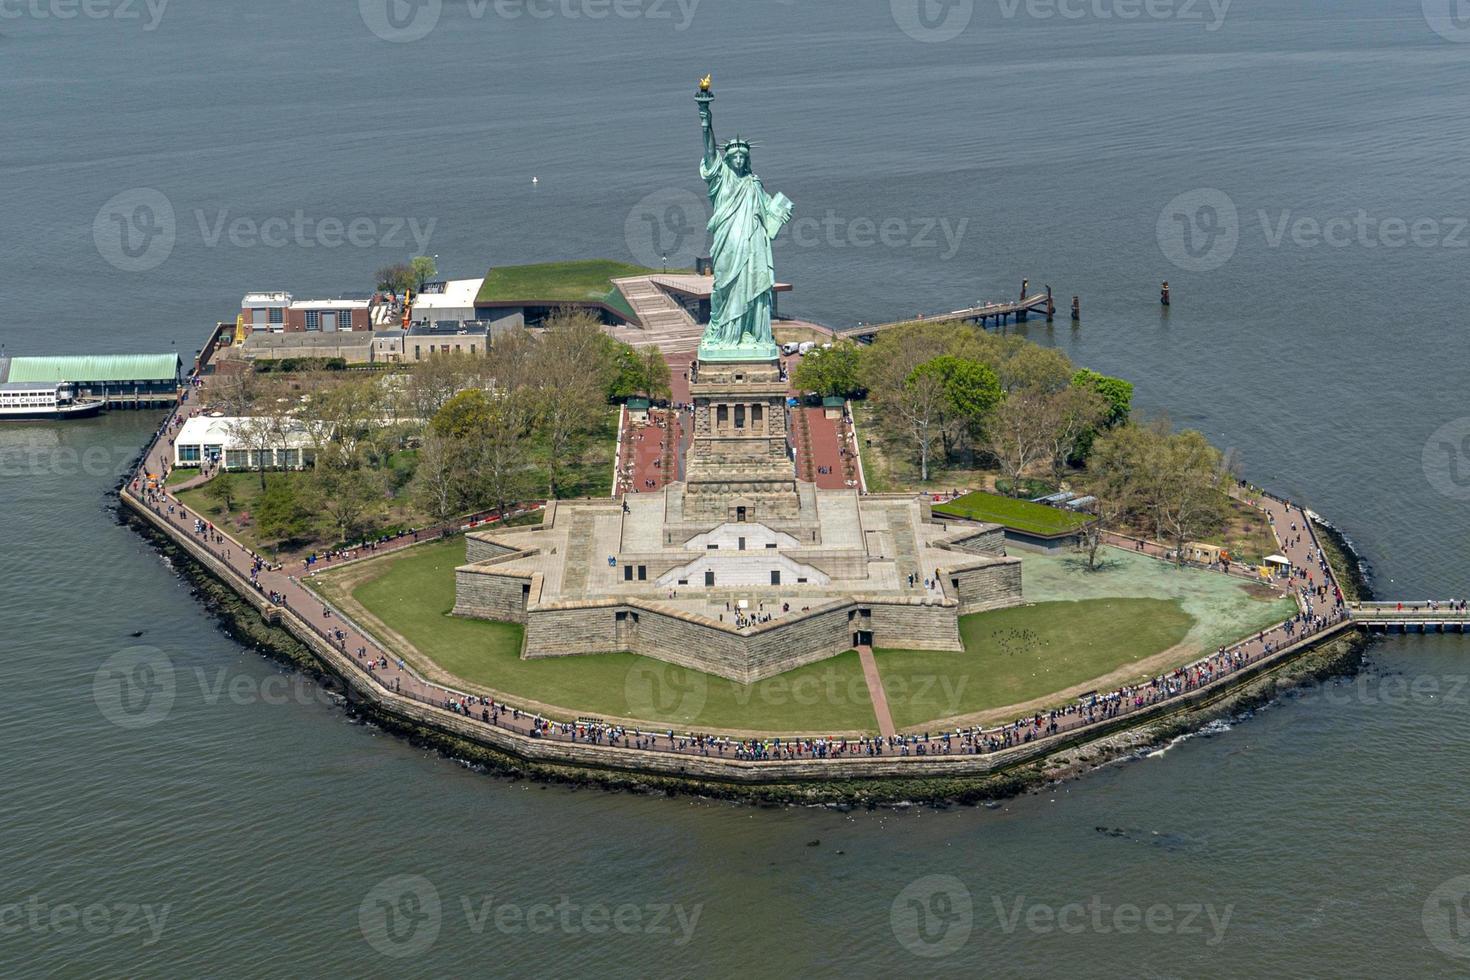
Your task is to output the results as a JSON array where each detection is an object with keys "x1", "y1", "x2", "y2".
[{"x1": 124, "y1": 492, "x2": 1357, "y2": 786}]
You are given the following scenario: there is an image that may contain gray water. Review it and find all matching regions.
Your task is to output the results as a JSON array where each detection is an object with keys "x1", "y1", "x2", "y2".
[{"x1": 5, "y1": 0, "x2": 1470, "y2": 974}]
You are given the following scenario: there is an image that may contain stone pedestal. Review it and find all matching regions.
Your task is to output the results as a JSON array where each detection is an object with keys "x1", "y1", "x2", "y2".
[{"x1": 683, "y1": 357, "x2": 799, "y2": 522}]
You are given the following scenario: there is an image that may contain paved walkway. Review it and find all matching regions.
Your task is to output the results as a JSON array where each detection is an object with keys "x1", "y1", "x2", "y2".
[
  {"x1": 855, "y1": 645, "x2": 896, "y2": 738},
  {"x1": 123, "y1": 374, "x2": 1353, "y2": 764}
]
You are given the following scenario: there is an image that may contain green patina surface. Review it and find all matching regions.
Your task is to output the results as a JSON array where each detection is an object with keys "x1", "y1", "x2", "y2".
[
  {"x1": 934, "y1": 491, "x2": 1092, "y2": 536},
  {"x1": 3, "y1": 353, "x2": 180, "y2": 383}
]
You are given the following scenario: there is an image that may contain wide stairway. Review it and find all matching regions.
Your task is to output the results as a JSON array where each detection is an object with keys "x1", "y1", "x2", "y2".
[{"x1": 609, "y1": 277, "x2": 703, "y2": 354}]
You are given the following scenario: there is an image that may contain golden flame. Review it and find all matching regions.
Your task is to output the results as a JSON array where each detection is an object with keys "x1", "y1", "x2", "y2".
[{"x1": 699, "y1": 74, "x2": 712, "y2": 92}]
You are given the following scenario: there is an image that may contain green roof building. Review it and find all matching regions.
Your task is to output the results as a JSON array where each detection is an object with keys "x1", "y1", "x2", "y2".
[{"x1": 0, "y1": 353, "x2": 181, "y2": 404}]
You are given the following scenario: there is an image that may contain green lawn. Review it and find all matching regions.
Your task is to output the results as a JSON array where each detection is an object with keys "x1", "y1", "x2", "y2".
[
  {"x1": 476, "y1": 259, "x2": 660, "y2": 304},
  {"x1": 165, "y1": 467, "x2": 200, "y2": 487},
  {"x1": 314, "y1": 538, "x2": 878, "y2": 733},
  {"x1": 934, "y1": 490, "x2": 1093, "y2": 536},
  {"x1": 875, "y1": 598, "x2": 1195, "y2": 729}
]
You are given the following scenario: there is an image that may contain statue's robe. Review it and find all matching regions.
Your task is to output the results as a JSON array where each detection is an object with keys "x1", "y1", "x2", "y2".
[{"x1": 700, "y1": 153, "x2": 792, "y2": 349}]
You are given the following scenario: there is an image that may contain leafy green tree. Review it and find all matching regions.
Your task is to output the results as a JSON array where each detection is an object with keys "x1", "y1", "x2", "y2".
[
  {"x1": 638, "y1": 347, "x2": 672, "y2": 401},
  {"x1": 409, "y1": 256, "x2": 438, "y2": 290},
  {"x1": 314, "y1": 465, "x2": 383, "y2": 545},
  {"x1": 432, "y1": 389, "x2": 494, "y2": 441},
  {"x1": 793, "y1": 342, "x2": 864, "y2": 399},
  {"x1": 899, "y1": 360, "x2": 952, "y2": 482},
  {"x1": 1072, "y1": 369, "x2": 1134, "y2": 428},
  {"x1": 205, "y1": 472, "x2": 237, "y2": 513},
  {"x1": 375, "y1": 263, "x2": 414, "y2": 295},
  {"x1": 254, "y1": 475, "x2": 311, "y2": 547}
]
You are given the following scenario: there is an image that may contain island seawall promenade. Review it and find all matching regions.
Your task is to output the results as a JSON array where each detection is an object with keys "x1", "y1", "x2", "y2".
[{"x1": 118, "y1": 365, "x2": 1373, "y2": 798}]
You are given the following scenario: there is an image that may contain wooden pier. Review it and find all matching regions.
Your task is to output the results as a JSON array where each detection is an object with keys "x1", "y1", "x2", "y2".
[
  {"x1": 1352, "y1": 603, "x2": 1470, "y2": 633},
  {"x1": 840, "y1": 279, "x2": 1056, "y2": 342}
]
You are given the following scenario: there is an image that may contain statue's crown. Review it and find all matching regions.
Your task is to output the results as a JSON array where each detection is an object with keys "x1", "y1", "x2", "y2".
[{"x1": 723, "y1": 136, "x2": 753, "y2": 153}]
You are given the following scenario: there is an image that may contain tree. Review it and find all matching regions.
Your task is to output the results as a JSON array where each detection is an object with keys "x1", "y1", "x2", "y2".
[
  {"x1": 375, "y1": 263, "x2": 414, "y2": 295},
  {"x1": 403, "y1": 353, "x2": 471, "y2": 423},
  {"x1": 226, "y1": 416, "x2": 279, "y2": 491},
  {"x1": 638, "y1": 346, "x2": 672, "y2": 401},
  {"x1": 898, "y1": 361, "x2": 952, "y2": 483},
  {"x1": 926, "y1": 355, "x2": 1001, "y2": 462},
  {"x1": 982, "y1": 388, "x2": 1057, "y2": 488},
  {"x1": 205, "y1": 472, "x2": 236, "y2": 513},
  {"x1": 531, "y1": 311, "x2": 615, "y2": 498},
  {"x1": 431, "y1": 388, "x2": 533, "y2": 519},
  {"x1": 254, "y1": 475, "x2": 311, "y2": 549},
  {"x1": 1081, "y1": 425, "x2": 1147, "y2": 570},
  {"x1": 409, "y1": 256, "x2": 438, "y2": 290},
  {"x1": 314, "y1": 465, "x2": 383, "y2": 544},
  {"x1": 793, "y1": 342, "x2": 864, "y2": 399},
  {"x1": 411, "y1": 431, "x2": 465, "y2": 523},
  {"x1": 992, "y1": 343, "x2": 1073, "y2": 395},
  {"x1": 1072, "y1": 369, "x2": 1134, "y2": 428},
  {"x1": 1044, "y1": 385, "x2": 1110, "y2": 480},
  {"x1": 1151, "y1": 428, "x2": 1228, "y2": 564}
]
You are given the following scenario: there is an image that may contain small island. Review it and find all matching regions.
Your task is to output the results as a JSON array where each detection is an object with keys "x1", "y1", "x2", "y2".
[{"x1": 119, "y1": 83, "x2": 1377, "y2": 802}]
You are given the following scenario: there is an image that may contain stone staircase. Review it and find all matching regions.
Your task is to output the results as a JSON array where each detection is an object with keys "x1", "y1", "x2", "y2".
[{"x1": 609, "y1": 277, "x2": 703, "y2": 354}]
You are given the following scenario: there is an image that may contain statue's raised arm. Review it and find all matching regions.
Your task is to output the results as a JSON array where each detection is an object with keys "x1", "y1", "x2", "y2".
[{"x1": 696, "y1": 75, "x2": 717, "y2": 169}]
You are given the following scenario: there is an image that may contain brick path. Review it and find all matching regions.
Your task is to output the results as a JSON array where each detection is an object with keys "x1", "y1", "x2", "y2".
[{"x1": 855, "y1": 645, "x2": 896, "y2": 738}]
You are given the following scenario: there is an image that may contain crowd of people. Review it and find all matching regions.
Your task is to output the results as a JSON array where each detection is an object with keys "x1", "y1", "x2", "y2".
[{"x1": 124, "y1": 367, "x2": 1362, "y2": 772}]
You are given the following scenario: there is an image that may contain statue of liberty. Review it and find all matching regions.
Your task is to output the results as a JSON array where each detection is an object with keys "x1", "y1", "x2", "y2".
[{"x1": 695, "y1": 77, "x2": 793, "y2": 362}]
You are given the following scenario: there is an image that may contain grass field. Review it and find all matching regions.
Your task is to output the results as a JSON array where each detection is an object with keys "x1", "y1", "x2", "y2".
[
  {"x1": 875, "y1": 598, "x2": 1195, "y2": 729},
  {"x1": 310, "y1": 538, "x2": 1295, "y2": 734},
  {"x1": 313, "y1": 538, "x2": 878, "y2": 733},
  {"x1": 476, "y1": 259, "x2": 658, "y2": 303},
  {"x1": 933, "y1": 491, "x2": 1093, "y2": 536},
  {"x1": 165, "y1": 467, "x2": 200, "y2": 487}
]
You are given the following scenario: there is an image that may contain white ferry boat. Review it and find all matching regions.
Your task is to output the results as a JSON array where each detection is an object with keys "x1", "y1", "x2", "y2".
[{"x1": 0, "y1": 381, "x2": 104, "y2": 421}]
